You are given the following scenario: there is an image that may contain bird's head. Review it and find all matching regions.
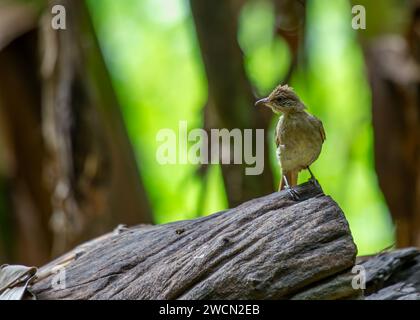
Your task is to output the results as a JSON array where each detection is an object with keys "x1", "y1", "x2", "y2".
[{"x1": 255, "y1": 84, "x2": 305, "y2": 113}]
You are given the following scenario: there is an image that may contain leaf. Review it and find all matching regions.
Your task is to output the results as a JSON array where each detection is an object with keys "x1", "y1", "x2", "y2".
[{"x1": 0, "y1": 264, "x2": 37, "y2": 300}]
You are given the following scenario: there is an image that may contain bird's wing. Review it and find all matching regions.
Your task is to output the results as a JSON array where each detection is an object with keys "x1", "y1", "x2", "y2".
[
  {"x1": 311, "y1": 116, "x2": 326, "y2": 142},
  {"x1": 319, "y1": 120, "x2": 326, "y2": 142}
]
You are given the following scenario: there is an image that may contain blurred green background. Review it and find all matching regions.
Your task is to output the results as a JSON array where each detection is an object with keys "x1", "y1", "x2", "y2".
[{"x1": 85, "y1": 0, "x2": 397, "y2": 255}]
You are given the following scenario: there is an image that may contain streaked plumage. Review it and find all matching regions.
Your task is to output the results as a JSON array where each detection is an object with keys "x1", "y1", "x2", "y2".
[{"x1": 255, "y1": 84, "x2": 325, "y2": 191}]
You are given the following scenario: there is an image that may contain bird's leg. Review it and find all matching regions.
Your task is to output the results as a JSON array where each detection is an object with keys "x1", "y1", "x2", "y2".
[
  {"x1": 307, "y1": 166, "x2": 320, "y2": 188},
  {"x1": 281, "y1": 174, "x2": 300, "y2": 201},
  {"x1": 307, "y1": 166, "x2": 315, "y2": 180}
]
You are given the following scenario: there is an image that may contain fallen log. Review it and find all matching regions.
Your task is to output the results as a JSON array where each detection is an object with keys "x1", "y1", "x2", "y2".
[
  {"x1": 362, "y1": 248, "x2": 420, "y2": 300},
  {"x1": 290, "y1": 248, "x2": 420, "y2": 300},
  {"x1": 28, "y1": 182, "x2": 358, "y2": 299}
]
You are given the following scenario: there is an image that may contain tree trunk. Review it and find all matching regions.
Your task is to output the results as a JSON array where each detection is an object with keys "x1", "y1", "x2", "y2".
[
  {"x1": 190, "y1": 0, "x2": 275, "y2": 207},
  {"x1": 39, "y1": 0, "x2": 153, "y2": 255},
  {"x1": 0, "y1": 0, "x2": 153, "y2": 265},
  {"x1": 364, "y1": 0, "x2": 420, "y2": 247}
]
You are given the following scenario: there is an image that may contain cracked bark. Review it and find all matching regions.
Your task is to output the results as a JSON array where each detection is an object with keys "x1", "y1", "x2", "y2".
[
  {"x1": 29, "y1": 182, "x2": 358, "y2": 300},
  {"x1": 28, "y1": 182, "x2": 420, "y2": 300}
]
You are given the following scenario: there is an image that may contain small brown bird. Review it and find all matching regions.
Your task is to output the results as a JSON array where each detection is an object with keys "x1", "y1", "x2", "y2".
[{"x1": 255, "y1": 84, "x2": 326, "y2": 198}]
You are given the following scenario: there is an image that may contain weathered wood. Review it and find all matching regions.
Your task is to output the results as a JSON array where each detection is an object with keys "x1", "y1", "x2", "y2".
[
  {"x1": 29, "y1": 182, "x2": 357, "y2": 299},
  {"x1": 290, "y1": 271, "x2": 361, "y2": 300},
  {"x1": 363, "y1": 248, "x2": 420, "y2": 300},
  {"x1": 292, "y1": 248, "x2": 420, "y2": 300}
]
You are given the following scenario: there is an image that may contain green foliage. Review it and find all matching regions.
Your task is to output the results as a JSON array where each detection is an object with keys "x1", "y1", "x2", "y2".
[
  {"x1": 87, "y1": 0, "x2": 227, "y2": 223},
  {"x1": 350, "y1": 0, "x2": 410, "y2": 38},
  {"x1": 238, "y1": 0, "x2": 291, "y2": 94},
  {"x1": 87, "y1": 0, "x2": 394, "y2": 254},
  {"x1": 302, "y1": 0, "x2": 394, "y2": 254}
]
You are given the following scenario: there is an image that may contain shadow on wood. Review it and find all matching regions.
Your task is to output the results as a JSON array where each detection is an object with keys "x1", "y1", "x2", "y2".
[{"x1": 29, "y1": 182, "x2": 357, "y2": 299}]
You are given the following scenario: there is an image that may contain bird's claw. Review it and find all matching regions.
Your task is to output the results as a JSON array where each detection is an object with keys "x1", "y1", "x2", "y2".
[
  {"x1": 308, "y1": 177, "x2": 324, "y2": 193},
  {"x1": 309, "y1": 177, "x2": 320, "y2": 187},
  {"x1": 307, "y1": 167, "x2": 322, "y2": 189},
  {"x1": 285, "y1": 186, "x2": 300, "y2": 201}
]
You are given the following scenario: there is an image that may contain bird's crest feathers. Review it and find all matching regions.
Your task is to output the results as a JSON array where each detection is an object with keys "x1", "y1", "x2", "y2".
[{"x1": 268, "y1": 84, "x2": 300, "y2": 102}]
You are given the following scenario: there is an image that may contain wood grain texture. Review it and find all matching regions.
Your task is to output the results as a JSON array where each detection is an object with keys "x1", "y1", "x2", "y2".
[
  {"x1": 30, "y1": 182, "x2": 357, "y2": 300},
  {"x1": 293, "y1": 248, "x2": 420, "y2": 300},
  {"x1": 363, "y1": 248, "x2": 420, "y2": 300}
]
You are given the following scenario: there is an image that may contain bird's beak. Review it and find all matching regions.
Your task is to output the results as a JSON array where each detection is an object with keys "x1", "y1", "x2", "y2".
[{"x1": 255, "y1": 97, "x2": 269, "y2": 107}]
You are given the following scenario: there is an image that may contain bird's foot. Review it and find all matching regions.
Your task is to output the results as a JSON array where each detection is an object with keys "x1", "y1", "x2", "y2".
[
  {"x1": 280, "y1": 174, "x2": 300, "y2": 200},
  {"x1": 308, "y1": 177, "x2": 320, "y2": 187},
  {"x1": 308, "y1": 177, "x2": 323, "y2": 193},
  {"x1": 306, "y1": 166, "x2": 322, "y2": 190},
  {"x1": 285, "y1": 186, "x2": 300, "y2": 201}
]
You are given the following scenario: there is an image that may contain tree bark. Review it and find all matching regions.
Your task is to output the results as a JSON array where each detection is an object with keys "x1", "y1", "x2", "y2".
[
  {"x1": 30, "y1": 182, "x2": 358, "y2": 299},
  {"x1": 0, "y1": 2, "x2": 52, "y2": 265}
]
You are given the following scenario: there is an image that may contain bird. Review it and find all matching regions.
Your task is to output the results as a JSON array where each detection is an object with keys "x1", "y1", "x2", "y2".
[{"x1": 255, "y1": 84, "x2": 325, "y2": 198}]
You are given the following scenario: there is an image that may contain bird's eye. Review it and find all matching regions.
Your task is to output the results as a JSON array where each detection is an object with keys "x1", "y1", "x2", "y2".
[{"x1": 276, "y1": 98, "x2": 290, "y2": 106}]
